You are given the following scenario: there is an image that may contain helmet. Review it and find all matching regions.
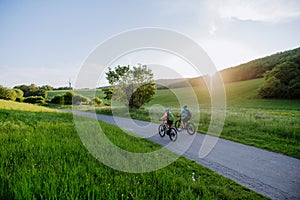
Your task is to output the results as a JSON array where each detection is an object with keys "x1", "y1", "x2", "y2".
[{"x1": 165, "y1": 108, "x2": 169, "y2": 113}]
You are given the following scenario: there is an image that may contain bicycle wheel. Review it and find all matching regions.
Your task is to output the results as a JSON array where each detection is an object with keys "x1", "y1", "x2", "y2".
[
  {"x1": 158, "y1": 124, "x2": 165, "y2": 137},
  {"x1": 186, "y1": 122, "x2": 196, "y2": 135},
  {"x1": 169, "y1": 128, "x2": 177, "y2": 141},
  {"x1": 174, "y1": 120, "x2": 181, "y2": 132}
]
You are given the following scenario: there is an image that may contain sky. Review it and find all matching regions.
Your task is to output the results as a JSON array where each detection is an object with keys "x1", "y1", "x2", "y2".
[{"x1": 1, "y1": 0, "x2": 300, "y2": 88}]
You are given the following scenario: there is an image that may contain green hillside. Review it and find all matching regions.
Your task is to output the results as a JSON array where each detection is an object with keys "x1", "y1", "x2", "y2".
[
  {"x1": 154, "y1": 47, "x2": 300, "y2": 89},
  {"x1": 220, "y1": 47, "x2": 300, "y2": 83},
  {"x1": 152, "y1": 76, "x2": 300, "y2": 109}
]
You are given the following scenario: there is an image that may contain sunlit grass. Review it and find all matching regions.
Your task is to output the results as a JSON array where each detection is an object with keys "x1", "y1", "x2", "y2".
[{"x1": 0, "y1": 99, "x2": 57, "y2": 112}]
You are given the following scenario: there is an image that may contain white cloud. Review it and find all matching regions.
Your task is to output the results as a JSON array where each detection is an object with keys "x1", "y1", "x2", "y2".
[{"x1": 212, "y1": 0, "x2": 300, "y2": 22}]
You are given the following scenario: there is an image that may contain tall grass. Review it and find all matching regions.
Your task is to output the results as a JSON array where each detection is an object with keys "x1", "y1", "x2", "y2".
[{"x1": 0, "y1": 100, "x2": 267, "y2": 199}]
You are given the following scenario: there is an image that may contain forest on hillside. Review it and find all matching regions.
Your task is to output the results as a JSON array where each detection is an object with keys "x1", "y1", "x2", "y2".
[
  {"x1": 220, "y1": 47, "x2": 300, "y2": 83},
  {"x1": 158, "y1": 47, "x2": 300, "y2": 99}
]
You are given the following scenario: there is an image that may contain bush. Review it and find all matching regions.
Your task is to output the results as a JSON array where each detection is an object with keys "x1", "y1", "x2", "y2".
[
  {"x1": 24, "y1": 96, "x2": 45, "y2": 104},
  {"x1": 0, "y1": 86, "x2": 17, "y2": 101},
  {"x1": 73, "y1": 94, "x2": 90, "y2": 105},
  {"x1": 259, "y1": 61, "x2": 300, "y2": 98},
  {"x1": 13, "y1": 88, "x2": 24, "y2": 102},
  {"x1": 14, "y1": 84, "x2": 48, "y2": 98},
  {"x1": 92, "y1": 97, "x2": 104, "y2": 106},
  {"x1": 50, "y1": 92, "x2": 91, "y2": 105},
  {"x1": 15, "y1": 97, "x2": 25, "y2": 102},
  {"x1": 51, "y1": 95, "x2": 63, "y2": 104},
  {"x1": 63, "y1": 91, "x2": 75, "y2": 105}
]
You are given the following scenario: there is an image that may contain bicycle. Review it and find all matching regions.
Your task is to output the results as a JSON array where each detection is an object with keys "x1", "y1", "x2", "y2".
[
  {"x1": 174, "y1": 116, "x2": 196, "y2": 135},
  {"x1": 158, "y1": 120, "x2": 177, "y2": 142}
]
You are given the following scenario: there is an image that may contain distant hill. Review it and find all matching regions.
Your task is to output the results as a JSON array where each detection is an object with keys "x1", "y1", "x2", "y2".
[
  {"x1": 156, "y1": 76, "x2": 208, "y2": 89},
  {"x1": 155, "y1": 47, "x2": 300, "y2": 88},
  {"x1": 156, "y1": 78, "x2": 190, "y2": 89},
  {"x1": 220, "y1": 47, "x2": 300, "y2": 83}
]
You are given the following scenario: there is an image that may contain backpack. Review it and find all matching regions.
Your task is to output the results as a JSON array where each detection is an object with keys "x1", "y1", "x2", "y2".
[
  {"x1": 167, "y1": 112, "x2": 174, "y2": 121},
  {"x1": 187, "y1": 109, "x2": 192, "y2": 117}
]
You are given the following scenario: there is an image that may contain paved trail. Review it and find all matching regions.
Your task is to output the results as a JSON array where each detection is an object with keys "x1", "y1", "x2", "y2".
[{"x1": 67, "y1": 110, "x2": 300, "y2": 200}]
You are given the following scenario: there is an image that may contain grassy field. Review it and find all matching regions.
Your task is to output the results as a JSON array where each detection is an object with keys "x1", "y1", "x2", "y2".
[
  {"x1": 151, "y1": 79, "x2": 300, "y2": 158},
  {"x1": 47, "y1": 89, "x2": 106, "y2": 101},
  {"x1": 46, "y1": 78, "x2": 300, "y2": 158},
  {"x1": 0, "y1": 100, "x2": 267, "y2": 199}
]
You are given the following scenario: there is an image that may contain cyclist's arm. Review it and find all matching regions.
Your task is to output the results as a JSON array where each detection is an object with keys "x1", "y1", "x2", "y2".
[{"x1": 160, "y1": 113, "x2": 167, "y2": 120}]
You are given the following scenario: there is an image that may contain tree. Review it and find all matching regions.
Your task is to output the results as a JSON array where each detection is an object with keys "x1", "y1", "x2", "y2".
[
  {"x1": 63, "y1": 91, "x2": 75, "y2": 105},
  {"x1": 106, "y1": 65, "x2": 130, "y2": 85},
  {"x1": 13, "y1": 88, "x2": 24, "y2": 102},
  {"x1": 0, "y1": 86, "x2": 17, "y2": 101},
  {"x1": 102, "y1": 87, "x2": 114, "y2": 100},
  {"x1": 50, "y1": 91, "x2": 91, "y2": 105},
  {"x1": 40, "y1": 85, "x2": 54, "y2": 91},
  {"x1": 14, "y1": 84, "x2": 49, "y2": 98},
  {"x1": 92, "y1": 97, "x2": 104, "y2": 106},
  {"x1": 106, "y1": 65, "x2": 156, "y2": 109},
  {"x1": 259, "y1": 61, "x2": 300, "y2": 98},
  {"x1": 258, "y1": 76, "x2": 285, "y2": 98}
]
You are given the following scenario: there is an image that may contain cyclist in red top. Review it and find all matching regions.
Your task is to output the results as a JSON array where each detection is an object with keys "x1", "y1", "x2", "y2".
[{"x1": 160, "y1": 108, "x2": 174, "y2": 134}]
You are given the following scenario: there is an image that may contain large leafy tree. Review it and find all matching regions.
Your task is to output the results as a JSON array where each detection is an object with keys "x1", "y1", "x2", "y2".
[
  {"x1": 259, "y1": 61, "x2": 300, "y2": 98},
  {"x1": 105, "y1": 65, "x2": 156, "y2": 109}
]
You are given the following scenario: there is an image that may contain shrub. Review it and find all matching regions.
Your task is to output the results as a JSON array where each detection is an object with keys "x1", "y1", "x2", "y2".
[
  {"x1": 73, "y1": 94, "x2": 90, "y2": 105},
  {"x1": 92, "y1": 97, "x2": 104, "y2": 106},
  {"x1": 13, "y1": 88, "x2": 24, "y2": 102},
  {"x1": 14, "y1": 84, "x2": 51, "y2": 98},
  {"x1": 15, "y1": 97, "x2": 25, "y2": 102},
  {"x1": 50, "y1": 92, "x2": 91, "y2": 105},
  {"x1": 0, "y1": 86, "x2": 17, "y2": 101},
  {"x1": 259, "y1": 61, "x2": 300, "y2": 98},
  {"x1": 51, "y1": 95, "x2": 63, "y2": 104},
  {"x1": 24, "y1": 96, "x2": 45, "y2": 104},
  {"x1": 63, "y1": 91, "x2": 75, "y2": 105}
]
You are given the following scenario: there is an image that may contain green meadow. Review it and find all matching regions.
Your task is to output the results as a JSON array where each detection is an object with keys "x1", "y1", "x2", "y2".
[
  {"x1": 0, "y1": 100, "x2": 267, "y2": 199},
  {"x1": 148, "y1": 79, "x2": 300, "y2": 158},
  {"x1": 47, "y1": 78, "x2": 300, "y2": 158}
]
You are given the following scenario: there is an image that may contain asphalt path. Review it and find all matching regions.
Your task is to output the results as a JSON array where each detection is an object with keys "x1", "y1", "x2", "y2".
[{"x1": 64, "y1": 109, "x2": 300, "y2": 200}]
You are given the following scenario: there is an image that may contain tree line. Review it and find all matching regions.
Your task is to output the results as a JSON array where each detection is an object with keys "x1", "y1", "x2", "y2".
[
  {"x1": 0, "y1": 64, "x2": 157, "y2": 108},
  {"x1": 218, "y1": 47, "x2": 300, "y2": 99},
  {"x1": 0, "y1": 84, "x2": 52, "y2": 103}
]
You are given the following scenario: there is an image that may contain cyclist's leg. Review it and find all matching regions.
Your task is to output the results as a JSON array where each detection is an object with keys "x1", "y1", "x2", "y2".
[
  {"x1": 185, "y1": 116, "x2": 191, "y2": 127},
  {"x1": 167, "y1": 120, "x2": 173, "y2": 134},
  {"x1": 180, "y1": 119, "x2": 184, "y2": 129},
  {"x1": 182, "y1": 117, "x2": 187, "y2": 128}
]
